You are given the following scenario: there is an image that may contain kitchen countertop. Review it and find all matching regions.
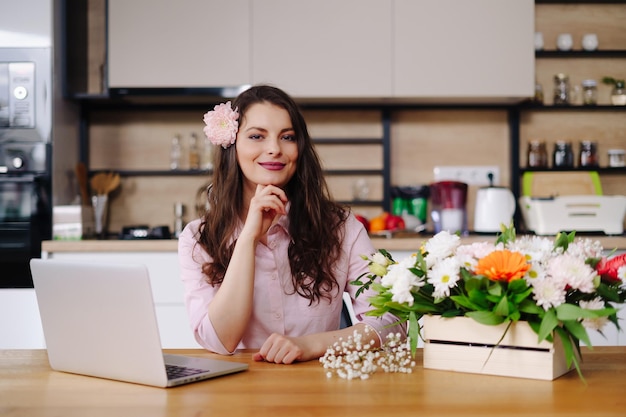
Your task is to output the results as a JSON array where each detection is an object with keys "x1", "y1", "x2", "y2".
[{"x1": 42, "y1": 233, "x2": 626, "y2": 253}]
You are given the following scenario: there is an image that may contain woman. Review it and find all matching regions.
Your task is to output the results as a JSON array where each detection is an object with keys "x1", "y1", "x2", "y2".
[{"x1": 178, "y1": 85, "x2": 405, "y2": 364}]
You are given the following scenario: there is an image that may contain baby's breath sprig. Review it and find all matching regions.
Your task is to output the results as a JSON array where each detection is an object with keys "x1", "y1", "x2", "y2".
[{"x1": 320, "y1": 327, "x2": 415, "y2": 380}]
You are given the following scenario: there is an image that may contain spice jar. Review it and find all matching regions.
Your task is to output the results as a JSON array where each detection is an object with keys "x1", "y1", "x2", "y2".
[
  {"x1": 579, "y1": 141, "x2": 598, "y2": 167},
  {"x1": 527, "y1": 140, "x2": 548, "y2": 168},
  {"x1": 608, "y1": 149, "x2": 626, "y2": 167},
  {"x1": 581, "y1": 79, "x2": 598, "y2": 106},
  {"x1": 553, "y1": 141, "x2": 574, "y2": 168},
  {"x1": 553, "y1": 73, "x2": 570, "y2": 105}
]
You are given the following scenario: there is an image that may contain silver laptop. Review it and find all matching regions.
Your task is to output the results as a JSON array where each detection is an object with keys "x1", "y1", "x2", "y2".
[{"x1": 30, "y1": 259, "x2": 248, "y2": 387}]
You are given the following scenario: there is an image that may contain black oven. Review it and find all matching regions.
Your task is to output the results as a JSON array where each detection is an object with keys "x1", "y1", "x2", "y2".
[
  {"x1": 0, "y1": 172, "x2": 51, "y2": 287},
  {"x1": 0, "y1": 47, "x2": 52, "y2": 288}
]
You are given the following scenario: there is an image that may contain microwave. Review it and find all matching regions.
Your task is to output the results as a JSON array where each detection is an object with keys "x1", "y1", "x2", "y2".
[{"x1": 0, "y1": 61, "x2": 36, "y2": 128}]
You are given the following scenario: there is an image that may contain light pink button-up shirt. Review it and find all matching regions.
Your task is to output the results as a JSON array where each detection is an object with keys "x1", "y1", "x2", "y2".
[{"x1": 178, "y1": 212, "x2": 406, "y2": 355}]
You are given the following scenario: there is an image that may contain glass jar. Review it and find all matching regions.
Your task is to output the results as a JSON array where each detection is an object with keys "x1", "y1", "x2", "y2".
[
  {"x1": 553, "y1": 141, "x2": 574, "y2": 168},
  {"x1": 579, "y1": 141, "x2": 598, "y2": 167},
  {"x1": 553, "y1": 73, "x2": 570, "y2": 105},
  {"x1": 608, "y1": 149, "x2": 626, "y2": 167},
  {"x1": 581, "y1": 79, "x2": 598, "y2": 106},
  {"x1": 527, "y1": 140, "x2": 548, "y2": 168},
  {"x1": 611, "y1": 80, "x2": 626, "y2": 106}
]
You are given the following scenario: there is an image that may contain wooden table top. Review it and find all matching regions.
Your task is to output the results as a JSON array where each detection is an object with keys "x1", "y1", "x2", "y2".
[{"x1": 1, "y1": 347, "x2": 625, "y2": 417}]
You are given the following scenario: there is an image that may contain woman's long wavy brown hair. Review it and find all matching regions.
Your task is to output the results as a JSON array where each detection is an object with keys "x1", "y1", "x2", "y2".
[{"x1": 196, "y1": 85, "x2": 347, "y2": 305}]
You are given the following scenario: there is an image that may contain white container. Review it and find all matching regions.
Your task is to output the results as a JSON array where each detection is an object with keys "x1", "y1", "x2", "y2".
[
  {"x1": 608, "y1": 149, "x2": 625, "y2": 167},
  {"x1": 422, "y1": 316, "x2": 575, "y2": 380},
  {"x1": 519, "y1": 195, "x2": 626, "y2": 235}
]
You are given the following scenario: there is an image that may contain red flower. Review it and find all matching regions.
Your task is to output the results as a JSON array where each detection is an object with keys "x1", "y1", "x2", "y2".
[{"x1": 596, "y1": 253, "x2": 626, "y2": 284}]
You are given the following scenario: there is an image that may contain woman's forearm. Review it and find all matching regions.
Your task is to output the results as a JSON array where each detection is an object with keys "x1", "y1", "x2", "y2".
[{"x1": 207, "y1": 234, "x2": 257, "y2": 351}]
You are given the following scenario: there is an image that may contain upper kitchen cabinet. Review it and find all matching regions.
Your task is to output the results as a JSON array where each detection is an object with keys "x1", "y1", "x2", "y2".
[
  {"x1": 393, "y1": 0, "x2": 535, "y2": 103},
  {"x1": 251, "y1": 0, "x2": 393, "y2": 98},
  {"x1": 107, "y1": 0, "x2": 250, "y2": 89}
]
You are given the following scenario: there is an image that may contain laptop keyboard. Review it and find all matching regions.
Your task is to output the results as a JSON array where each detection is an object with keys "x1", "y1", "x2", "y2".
[{"x1": 166, "y1": 364, "x2": 208, "y2": 380}]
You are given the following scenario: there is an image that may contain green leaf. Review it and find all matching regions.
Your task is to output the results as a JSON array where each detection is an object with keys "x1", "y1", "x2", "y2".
[
  {"x1": 466, "y1": 311, "x2": 505, "y2": 325},
  {"x1": 494, "y1": 295, "x2": 510, "y2": 317},
  {"x1": 408, "y1": 311, "x2": 419, "y2": 356},
  {"x1": 555, "y1": 327, "x2": 585, "y2": 383},
  {"x1": 519, "y1": 299, "x2": 543, "y2": 315},
  {"x1": 556, "y1": 304, "x2": 616, "y2": 321},
  {"x1": 538, "y1": 309, "x2": 558, "y2": 342},
  {"x1": 563, "y1": 320, "x2": 591, "y2": 348}
]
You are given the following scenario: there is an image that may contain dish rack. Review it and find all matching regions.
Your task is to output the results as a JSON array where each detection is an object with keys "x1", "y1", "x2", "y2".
[{"x1": 519, "y1": 195, "x2": 626, "y2": 236}]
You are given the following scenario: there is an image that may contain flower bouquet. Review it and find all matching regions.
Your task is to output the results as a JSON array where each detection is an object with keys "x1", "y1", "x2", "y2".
[{"x1": 352, "y1": 226, "x2": 626, "y2": 380}]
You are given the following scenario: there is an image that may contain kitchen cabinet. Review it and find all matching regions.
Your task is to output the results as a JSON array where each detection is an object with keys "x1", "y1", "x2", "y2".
[
  {"x1": 107, "y1": 0, "x2": 250, "y2": 89},
  {"x1": 393, "y1": 0, "x2": 535, "y2": 102},
  {"x1": 251, "y1": 0, "x2": 392, "y2": 98},
  {"x1": 103, "y1": 0, "x2": 534, "y2": 101}
]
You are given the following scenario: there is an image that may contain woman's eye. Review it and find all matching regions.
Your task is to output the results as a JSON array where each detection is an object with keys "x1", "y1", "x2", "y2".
[
  {"x1": 249, "y1": 134, "x2": 263, "y2": 140},
  {"x1": 282, "y1": 134, "x2": 296, "y2": 141}
]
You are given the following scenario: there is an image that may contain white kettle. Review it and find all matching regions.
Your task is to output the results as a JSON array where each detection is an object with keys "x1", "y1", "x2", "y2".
[{"x1": 474, "y1": 186, "x2": 516, "y2": 233}]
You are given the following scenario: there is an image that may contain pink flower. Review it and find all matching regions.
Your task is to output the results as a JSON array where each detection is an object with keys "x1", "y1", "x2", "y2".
[{"x1": 203, "y1": 101, "x2": 239, "y2": 148}]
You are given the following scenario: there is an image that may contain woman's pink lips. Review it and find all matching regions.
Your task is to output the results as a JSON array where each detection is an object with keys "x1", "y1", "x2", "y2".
[{"x1": 259, "y1": 162, "x2": 286, "y2": 171}]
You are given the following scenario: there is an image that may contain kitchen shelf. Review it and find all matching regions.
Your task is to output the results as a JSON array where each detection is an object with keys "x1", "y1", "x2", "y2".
[
  {"x1": 98, "y1": 169, "x2": 386, "y2": 177},
  {"x1": 536, "y1": 50, "x2": 626, "y2": 58},
  {"x1": 519, "y1": 104, "x2": 626, "y2": 111},
  {"x1": 521, "y1": 167, "x2": 626, "y2": 174}
]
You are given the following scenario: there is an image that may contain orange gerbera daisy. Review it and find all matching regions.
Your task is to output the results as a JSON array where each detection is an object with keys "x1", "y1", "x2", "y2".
[{"x1": 474, "y1": 250, "x2": 531, "y2": 282}]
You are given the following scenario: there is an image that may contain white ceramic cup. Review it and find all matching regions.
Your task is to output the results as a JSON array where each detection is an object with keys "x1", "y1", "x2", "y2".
[
  {"x1": 582, "y1": 33, "x2": 599, "y2": 51},
  {"x1": 557, "y1": 33, "x2": 573, "y2": 51},
  {"x1": 534, "y1": 32, "x2": 544, "y2": 51}
]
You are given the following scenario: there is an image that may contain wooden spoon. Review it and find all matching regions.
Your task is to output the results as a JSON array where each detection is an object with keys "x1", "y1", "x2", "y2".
[{"x1": 75, "y1": 162, "x2": 89, "y2": 204}]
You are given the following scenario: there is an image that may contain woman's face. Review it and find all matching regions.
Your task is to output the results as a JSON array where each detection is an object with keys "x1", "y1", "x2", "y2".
[{"x1": 235, "y1": 102, "x2": 298, "y2": 196}]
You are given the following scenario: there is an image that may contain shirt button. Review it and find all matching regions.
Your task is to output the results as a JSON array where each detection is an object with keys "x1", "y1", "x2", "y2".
[
  {"x1": 269, "y1": 241, "x2": 276, "y2": 249},
  {"x1": 274, "y1": 312, "x2": 281, "y2": 319},
  {"x1": 271, "y1": 274, "x2": 277, "y2": 280}
]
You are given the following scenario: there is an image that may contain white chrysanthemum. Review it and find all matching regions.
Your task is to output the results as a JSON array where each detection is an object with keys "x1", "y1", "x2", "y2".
[
  {"x1": 372, "y1": 252, "x2": 392, "y2": 267},
  {"x1": 455, "y1": 242, "x2": 500, "y2": 270},
  {"x1": 532, "y1": 278, "x2": 567, "y2": 310},
  {"x1": 424, "y1": 231, "x2": 460, "y2": 268},
  {"x1": 427, "y1": 256, "x2": 461, "y2": 298},
  {"x1": 579, "y1": 297, "x2": 610, "y2": 331},
  {"x1": 380, "y1": 255, "x2": 419, "y2": 288},
  {"x1": 547, "y1": 254, "x2": 596, "y2": 293},
  {"x1": 566, "y1": 238, "x2": 603, "y2": 260},
  {"x1": 507, "y1": 235, "x2": 553, "y2": 263},
  {"x1": 618, "y1": 265, "x2": 626, "y2": 282},
  {"x1": 388, "y1": 270, "x2": 421, "y2": 306}
]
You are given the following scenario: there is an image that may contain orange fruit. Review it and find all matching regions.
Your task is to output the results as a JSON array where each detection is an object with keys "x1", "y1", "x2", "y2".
[{"x1": 369, "y1": 213, "x2": 388, "y2": 233}]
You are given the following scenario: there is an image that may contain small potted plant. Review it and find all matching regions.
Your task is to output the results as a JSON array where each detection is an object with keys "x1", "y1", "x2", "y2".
[{"x1": 602, "y1": 76, "x2": 626, "y2": 105}]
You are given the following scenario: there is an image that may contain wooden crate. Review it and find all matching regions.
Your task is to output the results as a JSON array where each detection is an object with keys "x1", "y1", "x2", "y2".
[{"x1": 422, "y1": 316, "x2": 576, "y2": 380}]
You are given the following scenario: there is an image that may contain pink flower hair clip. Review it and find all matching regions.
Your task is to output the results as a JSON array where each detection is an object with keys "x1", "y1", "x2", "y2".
[{"x1": 203, "y1": 101, "x2": 239, "y2": 149}]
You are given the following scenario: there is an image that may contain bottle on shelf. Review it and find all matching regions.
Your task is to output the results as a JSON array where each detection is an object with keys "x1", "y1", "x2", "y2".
[
  {"x1": 579, "y1": 140, "x2": 598, "y2": 168},
  {"x1": 553, "y1": 73, "x2": 570, "y2": 105},
  {"x1": 553, "y1": 141, "x2": 574, "y2": 168},
  {"x1": 174, "y1": 202, "x2": 185, "y2": 238},
  {"x1": 527, "y1": 140, "x2": 548, "y2": 168},
  {"x1": 202, "y1": 134, "x2": 214, "y2": 171},
  {"x1": 170, "y1": 134, "x2": 182, "y2": 170},
  {"x1": 581, "y1": 79, "x2": 598, "y2": 106},
  {"x1": 189, "y1": 133, "x2": 200, "y2": 170}
]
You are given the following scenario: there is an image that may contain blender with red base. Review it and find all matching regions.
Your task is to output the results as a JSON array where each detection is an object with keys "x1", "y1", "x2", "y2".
[{"x1": 429, "y1": 181, "x2": 468, "y2": 234}]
